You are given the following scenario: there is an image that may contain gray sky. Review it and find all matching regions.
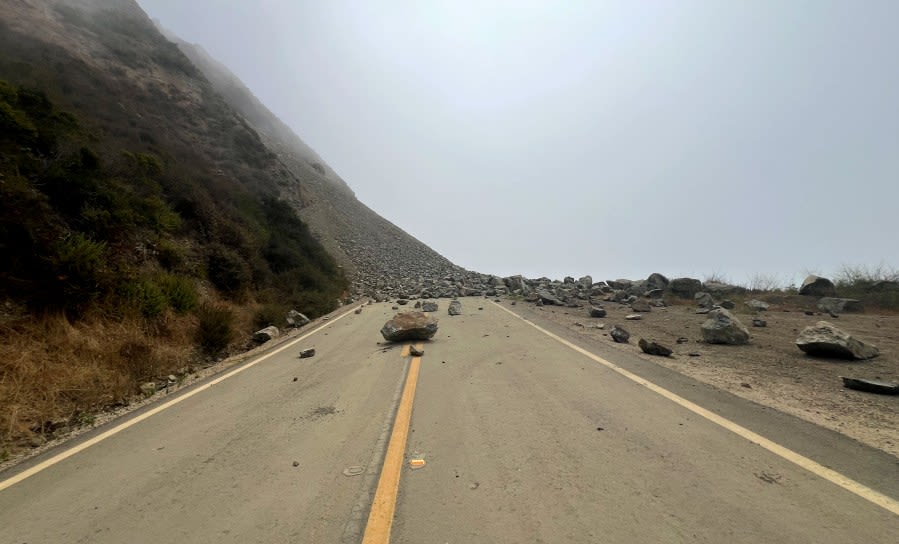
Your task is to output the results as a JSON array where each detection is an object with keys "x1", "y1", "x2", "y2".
[{"x1": 139, "y1": 0, "x2": 898, "y2": 286}]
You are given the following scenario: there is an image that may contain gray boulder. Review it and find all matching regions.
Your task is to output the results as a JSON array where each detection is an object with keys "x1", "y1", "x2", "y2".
[
  {"x1": 611, "y1": 326, "x2": 630, "y2": 343},
  {"x1": 286, "y1": 310, "x2": 311, "y2": 327},
  {"x1": 695, "y1": 292, "x2": 715, "y2": 309},
  {"x1": 795, "y1": 321, "x2": 879, "y2": 360},
  {"x1": 630, "y1": 299, "x2": 652, "y2": 313},
  {"x1": 646, "y1": 289, "x2": 664, "y2": 299},
  {"x1": 589, "y1": 307, "x2": 607, "y2": 318},
  {"x1": 253, "y1": 326, "x2": 280, "y2": 344},
  {"x1": 380, "y1": 312, "x2": 439, "y2": 342},
  {"x1": 719, "y1": 300, "x2": 736, "y2": 310},
  {"x1": 639, "y1": 338, "x2": 672, "y2": 357},
  {"x1": 669, "y1": 277, "x2": 703, "y2": 299},
  {"x1": 746, "y1": 299, "x2": 769, "y2": 312},
  {"x1": 799, "y1": 275, "x2": 836, "y2": 297},
  {"x1": 752, "y1": 318, "x2": 767, "y2": 327},
  {"x1": 536, "y1": 289, "x2": 563, "y2": 306},
  {"x1": 646, "y1": 273, "x2": 670, "y2": 291},
  {"x1": 701, "y1": 309, "x2": 750, "y2": 345},
  {"x1": 421, "y1": 301, "x2": 439, "y2": 312},
  {"x1": 448, "y1": 300, "x2": 462, "y2": 315},
  {"x1": 607, "y1": 279, "x2": 633, "y2": 290},
  {"x1": 703, "y1": 281, "x2": 746, "y2": 295},
  {"x1": 817, "y1": 297, "x2": 863, "y2": 314}
]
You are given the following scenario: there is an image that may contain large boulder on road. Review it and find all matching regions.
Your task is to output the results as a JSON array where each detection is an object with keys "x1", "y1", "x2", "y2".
[
  {"x1": 799, "y1": 275, "x2": 836, "y2": 297},
  {"x1": 448, "y1": 300, "x2": 462, "y2": 315},
  {"x1": 795, "y1": 321, "x2": 879, "y2": 360},
  {"x1": 380, "y1": 312, "x2": 439, "y2": 342},
  {"x1": 701, "y1": 309, "x2": 750, "y2": 345}
]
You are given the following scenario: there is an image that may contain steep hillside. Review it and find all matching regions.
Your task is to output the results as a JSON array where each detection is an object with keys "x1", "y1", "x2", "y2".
[
  {"x1": 163, "y1": 30, "x2": 467, "y2": 296},
  {"x1": 0, "y1": 0, "x2": 348, "y2": 451}
]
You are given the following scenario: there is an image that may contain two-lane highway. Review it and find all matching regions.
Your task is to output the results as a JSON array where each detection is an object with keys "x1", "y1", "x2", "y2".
[{"x1": 1, "y1": 300, "x2": 897, "y2": 543}]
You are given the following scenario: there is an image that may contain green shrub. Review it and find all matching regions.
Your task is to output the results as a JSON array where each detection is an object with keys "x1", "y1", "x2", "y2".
[
  {"x1": 117, "y1": 277, "x2": 167, "y2": 319},
  {"x1": 49, "y1": 232, "x2": 107, "y2": 312},
  {"x1": 196, "y1": 304, "x2": 234, "y2": 356},
  {"x1": 156, "y1": 238, "x2": 185, "y2": 271},
  {"x1": 160, "y1": 274, "x2": 197, "y2": 314},
  {"x1": 206, "y1": 244, "x2": 251, "y2": 294}
]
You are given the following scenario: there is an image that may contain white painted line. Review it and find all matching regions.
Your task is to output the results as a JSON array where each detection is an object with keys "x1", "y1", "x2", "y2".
[
  {"x1": 492, "y1": 301, "x2": 899, "y2": 517},
  {"x1": 0, "y1": 307, "x2": 357, "y2": 493}
]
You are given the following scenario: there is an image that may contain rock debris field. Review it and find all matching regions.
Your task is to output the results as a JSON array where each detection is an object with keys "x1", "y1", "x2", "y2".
[{"x1": 352, "y1": 272, "x2": 898, "y2": 458}]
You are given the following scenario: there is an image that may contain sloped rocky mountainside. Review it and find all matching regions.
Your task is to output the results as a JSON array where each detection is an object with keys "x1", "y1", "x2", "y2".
[{"x1": 155, "y1": 21, "x2": 468, "y2": 296}]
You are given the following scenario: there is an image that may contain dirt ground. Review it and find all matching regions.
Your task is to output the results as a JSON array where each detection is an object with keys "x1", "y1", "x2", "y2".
[{"x1": 527, "y1": 296, "x2": 899, "y2": 459}]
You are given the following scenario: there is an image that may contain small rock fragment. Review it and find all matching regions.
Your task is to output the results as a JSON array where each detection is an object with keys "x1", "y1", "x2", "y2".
[
  {"x1": 611, "y1": 326, "x2": 630, "y2": 343},
  {"x1": 410, "y1": 346, "x2": 424, "y2": 357},
  {"x1": 589, "y1": 307, "x2": 607, "y2": 318},
  {"x1": 299, "y1": 348, "x2": 316, "y2": 358},
  {"x1": 448, "y1": 300, "x2": 462, "y2": 316},
  {"x1": 752, "y1": 318, "x2": 767, "y2": 327},
  {"x1": 625, "y1": 314, "x2": 643, "y2": 320},
  {"x1": 638, "y1": 338, "x2": 673, "y2": 357}
]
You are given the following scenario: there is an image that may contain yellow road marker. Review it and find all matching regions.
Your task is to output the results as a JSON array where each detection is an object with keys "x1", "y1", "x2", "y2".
[
  {"x1": 0, "y1": 307, "x2": 358, "y2": 493},
  {"x1": 408, "y1": 458, "x2": 426, "y2": 469},
  {"x1": 400, "y1": 344, "x2": 410, "y2": 357},
  {"x1": 362, "y1": 343, "x2": 424, "y2": 543},
  {"x1": 492, "y1": 301, "x2": 899, "y2": 517}
]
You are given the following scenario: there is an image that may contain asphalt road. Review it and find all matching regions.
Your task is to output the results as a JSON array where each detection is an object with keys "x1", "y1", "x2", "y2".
[{"x1": 1, "y1": 300, "x2": 897, "y2": 543}]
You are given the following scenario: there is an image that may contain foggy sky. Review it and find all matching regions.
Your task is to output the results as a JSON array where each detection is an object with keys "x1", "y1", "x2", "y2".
[{"x1": 138, "y1": 0, "x2": 899, "y2": 286}]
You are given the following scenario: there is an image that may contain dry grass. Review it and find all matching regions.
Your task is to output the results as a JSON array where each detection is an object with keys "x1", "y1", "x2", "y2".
[{"x1": 0, "y1": 311, "x2": 198, "y2": 450}]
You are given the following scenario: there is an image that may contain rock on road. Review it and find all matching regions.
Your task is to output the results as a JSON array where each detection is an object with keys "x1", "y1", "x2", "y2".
[{"x1": 1, "y1": 301, "x2": 898, "y2": 543}]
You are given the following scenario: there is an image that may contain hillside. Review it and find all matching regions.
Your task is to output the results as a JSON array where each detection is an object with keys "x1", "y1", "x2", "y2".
[
  {"x1": 161, "y1": 28, "x2": 466, "y2": 296},
  {"x1": 0, "y1": 0, "x2": 355, "y2": 451}
]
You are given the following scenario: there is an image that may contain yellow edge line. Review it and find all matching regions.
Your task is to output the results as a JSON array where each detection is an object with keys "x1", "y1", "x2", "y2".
[
  {"x1": 362, "y1": 343, "x2": 423, "y2": 544},
  {"x1": 492, "y1": 301, "x2": 899, "y2": 517},
  {"x1": 0, "y1": 307, "x2": 358, "y2": 493}
]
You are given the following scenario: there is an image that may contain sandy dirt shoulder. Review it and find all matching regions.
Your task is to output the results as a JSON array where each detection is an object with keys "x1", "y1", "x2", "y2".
[{"x1": 521, "y1": 299, "x2": 899, "y2": 459}]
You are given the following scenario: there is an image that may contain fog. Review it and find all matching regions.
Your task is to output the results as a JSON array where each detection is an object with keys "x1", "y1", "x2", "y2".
[{"x1": 139, "y1": 0, "x2": 899, "y2": 286}]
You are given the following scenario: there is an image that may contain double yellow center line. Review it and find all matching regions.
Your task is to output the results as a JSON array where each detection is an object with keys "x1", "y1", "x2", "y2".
[{"x1": 361, "y1": 343, "x2": 424, "y2": 544}]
